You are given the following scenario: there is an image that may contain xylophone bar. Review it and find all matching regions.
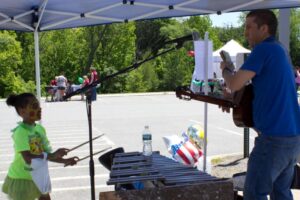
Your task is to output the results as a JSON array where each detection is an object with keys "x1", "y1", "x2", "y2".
[
  {"x1": 108, "y1": 151, "x2": 225, "y2": 187},
  {"x1": 107, "y1": 174, "x2": 164, "y2": 185}
]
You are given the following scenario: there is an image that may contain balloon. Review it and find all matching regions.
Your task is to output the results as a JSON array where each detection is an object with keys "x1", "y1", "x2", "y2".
[
  {"x1": 78, "y1": 77, "x2": 84, "y2": 84},
  {"x1": 187, "y1": 50, "x2": 195, "y2": 57}
]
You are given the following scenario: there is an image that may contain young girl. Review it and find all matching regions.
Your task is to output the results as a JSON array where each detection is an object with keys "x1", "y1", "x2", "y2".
[{"x1": 2, "y1": 93, "x2": 78, "y2": 200}]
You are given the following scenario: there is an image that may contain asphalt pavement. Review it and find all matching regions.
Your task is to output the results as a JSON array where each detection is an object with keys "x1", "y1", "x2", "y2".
[{"x1": 0, "y1": 93, "x2": 257, "y2": 200}]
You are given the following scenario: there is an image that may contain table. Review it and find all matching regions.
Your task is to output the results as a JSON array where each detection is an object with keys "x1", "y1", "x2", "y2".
[{"x1": 101, "y1": 151, "x2": 234, "y2": 200}]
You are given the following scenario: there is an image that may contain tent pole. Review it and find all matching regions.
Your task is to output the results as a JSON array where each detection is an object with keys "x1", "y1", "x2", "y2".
[
  {"x1": 279, "y1": 9, "x2": 290, "y2": 52},
  {"x1": 203, "y1": 32, "x2": 209, "y2": 172},
  {"x1": 34, "y1": 30, "x2": 41, "y2": 102}
]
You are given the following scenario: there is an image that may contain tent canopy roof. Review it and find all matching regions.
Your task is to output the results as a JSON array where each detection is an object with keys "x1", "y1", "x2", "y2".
[
  {"x1": 213, "y1": 39, "x2": 251, "y2": 57},
  {"x1": 1, "y1": 0, "x2": 300, "y2": 32}
]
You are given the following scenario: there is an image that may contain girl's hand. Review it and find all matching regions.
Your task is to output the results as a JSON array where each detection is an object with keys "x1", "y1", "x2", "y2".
[
  {"x1": 53, "y1": 148, "x2": 69, "y2": 159},
  {"x1": 64, "y1": 157, "x2": 79, "y2": 167}
]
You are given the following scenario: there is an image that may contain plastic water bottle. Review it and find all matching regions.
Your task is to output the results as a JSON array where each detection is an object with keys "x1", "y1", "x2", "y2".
[{"x1": 142, "y1": 125, "x2": 152, "y2": 156}]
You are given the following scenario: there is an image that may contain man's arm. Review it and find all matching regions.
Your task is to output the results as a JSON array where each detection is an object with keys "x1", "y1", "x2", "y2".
[{"x1": 221, "y1": 62, "x2": 255, "y2": 92}]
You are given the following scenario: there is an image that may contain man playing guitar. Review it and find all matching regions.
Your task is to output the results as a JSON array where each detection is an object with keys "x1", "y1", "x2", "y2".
[{"x1": 221, "y1": 10, "x2": 300, "y2": 200}]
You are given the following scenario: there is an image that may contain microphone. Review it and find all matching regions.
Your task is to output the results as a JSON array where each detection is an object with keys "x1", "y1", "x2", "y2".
[{"x1": 163, "y1": 31, "x2": 200, "y2": 48}]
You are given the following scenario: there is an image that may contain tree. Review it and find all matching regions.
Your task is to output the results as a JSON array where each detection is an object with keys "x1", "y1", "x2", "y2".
[
  {"x1": 15, "y1": 32, "x2": 35, "y2": 82},
  {"x1": 183, "y1": 16, "x2": 222, "y2": 50},
  {"x1": 135, "y1": 19, "x2": 171, "y2": 59},
  {"x1": 290, "y1": 9, "x2": 300, "y2": 66},
  {"x1": 39, "y1": 29, "x2": 84, "y2": 85},
  {"x1": 79, "y1": 25, "x2": 110, "y2": 73},
  {"x1": 0, "y1": 31, "x2": 30, "y2": 97},
  {"x1": 5, "y1": 10, "x2": 300, "y2": 96},
  {"x1": 92, "y1": 22, "x2": 136, "y2": 93},
  {"x1": 214, "y1": 25, "x2": 245, "y2": 46}
]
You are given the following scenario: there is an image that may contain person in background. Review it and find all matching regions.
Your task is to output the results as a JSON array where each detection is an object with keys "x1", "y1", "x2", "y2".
[
  {"x1": 89, "y1": 67, "x2": 99, "y2": 101},
  {"x1": 80, "y1": 75, "x2": 90, "y2": 101},
  {"x1": 47, "y1": 77, "x2": 57, "y2": 102},
  {"x1": 295, "y1": 66, "x2": 300, "y2": 91},
  {"x1": 220, "y1": 9, "x2": 300, "y2": 200},
  {"x1": 2, "y1": 93, "x2": 78, "y2": 200},
  {"x1": 55, "y1": 73, "x2": 67, "y2": 101}
]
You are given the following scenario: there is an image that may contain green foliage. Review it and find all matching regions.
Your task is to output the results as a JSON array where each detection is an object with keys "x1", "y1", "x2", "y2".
[
  {"x1": 15, "y1": 32, "x2": 35, "y2": 82},
  {"x1": 0, "y1": 31, "x2": 24, "y2": 97},
  {"x1": 39, "y1": 29, "x2": 84, "y2": 84},
  {"x1": 183, "y1": 16, "x2": 222, "y2": 50},
  {"x1": 159, "y1": 49, "x2": 194, "y2": 90},
  {"x1": 0, "y1": 71, "x2": 35, "y2": 97},
  {"x1": 213, "y1": 25, "x2": 246, "y2": 47},
  {"x1": 135, "y1": 19, "x2": 170, "y2": 59},
  {"x1": 125, "y1": 69, "x2": 146, "y2": 92},
  {"x1": 93, "y1": 22, "x2": 136, "y2": 93},
  {"x1": 290, "y1": 9, "x2": 300, "y2": 66},
  {"x1": 0, "y1": 31, "x2": 22, "y2": 74},
  {"x1": 2, "y1": 9, "x2": 300, "y2": 97}
]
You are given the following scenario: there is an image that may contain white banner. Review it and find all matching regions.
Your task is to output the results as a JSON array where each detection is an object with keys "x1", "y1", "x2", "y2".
[{"x1": 192, "y1": 40, "x2": 213, "y2": 81}]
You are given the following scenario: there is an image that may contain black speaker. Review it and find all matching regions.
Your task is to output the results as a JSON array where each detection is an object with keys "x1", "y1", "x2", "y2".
[{"x1": 98, "y1": 147, "x2": 124, "y2": 171}]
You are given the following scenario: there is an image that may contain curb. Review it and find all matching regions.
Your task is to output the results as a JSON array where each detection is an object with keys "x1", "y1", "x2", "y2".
[
  {"x1": 210, "y1": 152, "x2": 245, "y2": 164},
  {"x1": 210, "y1": 152, "x2": 244, "y2": 160},
  {"x1": 0, "y1": 91, "x2": 175, "y2": 102}
]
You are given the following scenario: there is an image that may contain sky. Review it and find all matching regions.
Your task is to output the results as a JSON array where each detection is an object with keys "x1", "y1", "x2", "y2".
[{"x1": 209, "y1": 12, "x2": 242, "y2": 27}]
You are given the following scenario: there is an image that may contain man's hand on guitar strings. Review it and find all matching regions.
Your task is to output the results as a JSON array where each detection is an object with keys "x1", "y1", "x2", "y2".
[
  {"x1": 223, "y1": 87, "x2": 233, "y2": 100},
  {"x1": 218, "y1": 87, "x2": 232, "y2": 113},
  {"x1": 218, "y1": 105, "x2": 231, "y2": 113}
]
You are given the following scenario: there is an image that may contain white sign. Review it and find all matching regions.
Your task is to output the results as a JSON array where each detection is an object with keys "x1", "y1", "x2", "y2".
[{"x1": 192, "y1": 40, "x2": 213, "y2": 81}]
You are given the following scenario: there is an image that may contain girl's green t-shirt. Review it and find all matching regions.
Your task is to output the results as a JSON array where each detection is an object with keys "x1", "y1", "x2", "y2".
[{"x1": 8, "y1": 122, "x2": 52, "y2": 180}]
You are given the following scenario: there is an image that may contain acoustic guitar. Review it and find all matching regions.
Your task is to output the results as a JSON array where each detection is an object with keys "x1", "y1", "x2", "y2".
[{"x1": 175, "y1": 84, "x2": 254, "y2": 127}]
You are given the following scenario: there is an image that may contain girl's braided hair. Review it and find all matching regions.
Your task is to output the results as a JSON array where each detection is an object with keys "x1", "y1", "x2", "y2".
[{"x1": 6, "y1": 93, "x2": 36, "y2": 114}]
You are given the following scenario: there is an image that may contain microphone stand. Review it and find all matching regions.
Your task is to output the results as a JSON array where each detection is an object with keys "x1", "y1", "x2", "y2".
[
  {"x1": 86, "y1": 92, "x2": 95, "y2": 200},
  {"x1": 63, "y1": 43, "x2": 183, "y2": 200}
]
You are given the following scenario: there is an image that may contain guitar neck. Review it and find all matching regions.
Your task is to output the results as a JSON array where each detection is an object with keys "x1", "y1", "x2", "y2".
[
  {"x1": 176, "y1": 85, "x2": 254, "y2": 128},
  {"x1": 191, "y1": 93, "x2": 234, "y2": 107},
  {"x1": 176, "y1": 88, "x2": 235, "y2": 108}
]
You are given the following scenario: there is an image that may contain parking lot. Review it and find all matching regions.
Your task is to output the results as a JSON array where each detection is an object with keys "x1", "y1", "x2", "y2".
[{"x1": 0, "y1": 93, "x2": 256, "y2": 200}]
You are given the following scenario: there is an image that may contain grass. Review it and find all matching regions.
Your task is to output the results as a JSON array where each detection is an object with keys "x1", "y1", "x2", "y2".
[{"x1": 211, "y1": 157, "x2": 225, "y2": 165}]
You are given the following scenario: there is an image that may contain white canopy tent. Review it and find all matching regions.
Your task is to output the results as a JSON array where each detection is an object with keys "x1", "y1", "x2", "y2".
[
  {"x1": 213, "y1": 39, "x2": 251, "y2": 77},
  {"x1": 0, "y1": 0, "x2": 299, "y2": 100}
]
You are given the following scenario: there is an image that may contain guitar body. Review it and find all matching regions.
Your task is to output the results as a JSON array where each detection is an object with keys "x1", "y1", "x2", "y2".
[
  {"x1": 176, "y1": 84, "x2": 254, "y2": 128},
  {"x1": 232, "y1": 84, "x2": 254, "y2": 127}
]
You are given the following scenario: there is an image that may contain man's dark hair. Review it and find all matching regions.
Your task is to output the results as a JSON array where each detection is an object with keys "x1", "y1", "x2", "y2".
[{"x1": 246, "y1": 9, "x2": 277, "y2": 36}]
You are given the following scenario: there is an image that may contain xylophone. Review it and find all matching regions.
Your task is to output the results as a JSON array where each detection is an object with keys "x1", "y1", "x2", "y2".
[{"x1": 108, "y1": 151, "x2": 225, "y2": 187}]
